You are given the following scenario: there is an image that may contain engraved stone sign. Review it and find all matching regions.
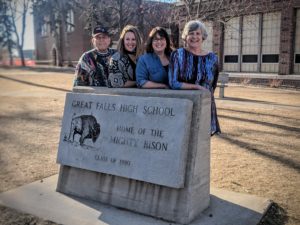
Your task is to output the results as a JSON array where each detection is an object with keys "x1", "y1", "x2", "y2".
[{"x1": 57, "y1": 92, "x2": 193, "y2": 188}]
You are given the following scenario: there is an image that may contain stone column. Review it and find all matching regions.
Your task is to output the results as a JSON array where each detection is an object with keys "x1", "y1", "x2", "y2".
[
  {"x1": 279, "y1": 6, "x2": 296, "y2": 75},
  {"x1": 213, "y1": 21, "x2": 224, "y2": 71}
]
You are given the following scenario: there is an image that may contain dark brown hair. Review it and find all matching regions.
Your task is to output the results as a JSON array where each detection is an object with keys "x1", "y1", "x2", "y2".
[{"x1": 145, "y1": 27, "x2": 172, "y2": 57}]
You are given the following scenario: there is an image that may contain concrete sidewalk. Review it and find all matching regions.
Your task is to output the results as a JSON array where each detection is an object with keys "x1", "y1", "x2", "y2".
[
  {"x1": 225, "y1": 72, "x2": 300, "y2": 89},
  {"x1": 0, "y1": 175, "x2": 271, "y2": 225},
  {"x1": 227, "y1": 72, "x2": 300, "y2": 80}
]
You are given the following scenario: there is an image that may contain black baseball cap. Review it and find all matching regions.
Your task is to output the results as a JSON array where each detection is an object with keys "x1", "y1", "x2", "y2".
[{"x1": 92, "y1": 26, "x2": 110, "y2": 36}]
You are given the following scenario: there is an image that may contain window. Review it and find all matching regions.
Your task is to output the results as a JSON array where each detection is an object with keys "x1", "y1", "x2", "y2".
[
  {"x1": 66, "y1": 10, "x2": 75, "y2": 33},
  {"x1": 41, "y1": 23, "x2": 49, "y2": 37},
  {"x1": 242, "y1": 55, "x2": 258, "y2": 63},
  {"x1": 223, "y1": 17, "x2": 240, "y2": 71},
  {"x1": 224, "y1": 55, "x2": 239, "y2": 63},
  {"x1": 262, "y1": 54, "x2": 279, "y2": 63},
  {"x1": 295, "y1": 54, "x2": 300, "y2": 64}
]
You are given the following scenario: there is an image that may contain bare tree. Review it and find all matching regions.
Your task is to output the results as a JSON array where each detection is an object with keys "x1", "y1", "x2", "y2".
[
  {"x1": 5, "y1": 0, "x2": 30, "y2": 67},
  {"x1": 0, "y1": 0, "x2": 16, "y2": 65},
  {"x1": 82, "y1": 0, "x2": 171, "y2": 39},
  {"x1": 140, "y1": 0, "x2": 172, "y2": 35},
  {"x1": 82, "y1": 0, "x2": 139, "y2": 36},
  {"x1": 170, "y1": 0, "x2": 293, "y2": 47},
  {"x1": 172, "y1": 0, "x2": 293, "y2": 26}
]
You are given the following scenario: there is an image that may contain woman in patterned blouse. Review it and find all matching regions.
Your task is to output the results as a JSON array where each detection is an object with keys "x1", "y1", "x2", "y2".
[
  {"x1": 169, "y1": 20, "x2": 221, "y2": 135},
  {"x1": 108, "y1": 25, "x2": 143, "y2": 87}
]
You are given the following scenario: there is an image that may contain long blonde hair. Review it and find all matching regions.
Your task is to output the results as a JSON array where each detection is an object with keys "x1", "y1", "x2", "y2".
[{"x1": 117, "y1": 25, "x2": 143, "y2": 58}]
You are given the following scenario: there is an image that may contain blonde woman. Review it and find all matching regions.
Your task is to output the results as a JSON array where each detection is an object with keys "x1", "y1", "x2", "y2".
[{"x1": 108, "y1": 25, "x2": 143, "y2": 87}]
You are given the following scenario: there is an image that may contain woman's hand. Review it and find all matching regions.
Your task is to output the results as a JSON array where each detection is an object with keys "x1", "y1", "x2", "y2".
[
  {"x1": 195, "y1": 85, "x2": 207, "y2": 90},
  {"x1": 180, "y1": 82, "x2": 207, "y2": 90}
]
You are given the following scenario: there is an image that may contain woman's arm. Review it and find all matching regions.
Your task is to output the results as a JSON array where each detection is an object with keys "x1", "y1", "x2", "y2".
[
  {"x1": 136, "y1": 55, "x2": 169, "y2": 89},
  {"x1": 169, "y1": 51, "x2": 204, "y2": 90},
  {"x1": 211, "y1": 56, "x2": 219, "y2": 92},
  {"x1": 141, "y1": 81, "x2": 168, "y2": 89},
  {"x1": 108, "y1": 54, "x2": 128, "y2": 87},
  {"x1": 123, "y1": 80, "x2": 136, "y2": 87},
  {"x1": 168, "y1": 51, "x2": 182, "y2": 89},
  {"x1": 179, "y1": 82, "x2": 206, "y2": 90},
  {"x1": 74, "y1": 53, "x2": 91, "y2": 86},
  {"x1": 136, "y1": 56, "x2": 149, "y2": 88}
]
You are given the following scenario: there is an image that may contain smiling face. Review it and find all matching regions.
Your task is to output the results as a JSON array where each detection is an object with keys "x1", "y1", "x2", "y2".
[
  {"x1": 124, "y1": 31, "x2": 137, "y2": 52},
  {"x1": 186, "y1": 28, "x2": 203, "y2": 50},
  {"x1": 92, "y1": 33, "x2": 111, "y2": 52},
  {"x1": 152, "y1": 34, "x2": 166, "y2": 54}
]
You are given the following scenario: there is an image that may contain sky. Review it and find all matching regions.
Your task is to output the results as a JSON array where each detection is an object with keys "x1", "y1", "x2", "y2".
[{"x1": 16, "y1": 10, "x2": 35, "y2": 50}]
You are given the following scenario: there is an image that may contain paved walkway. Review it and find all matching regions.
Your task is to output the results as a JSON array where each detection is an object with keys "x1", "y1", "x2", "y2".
[
  {"x1": 227, "y1": 72, "x2": 300, "y2": 80},
  {"x1": 0, "y1": 175, "x2": 271, "y2": 225}
]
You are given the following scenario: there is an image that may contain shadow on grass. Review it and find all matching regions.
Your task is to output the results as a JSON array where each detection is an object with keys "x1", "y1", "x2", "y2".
[
  {"x1": 219, "y1": 134, "x2": 300, "y2": 172},
  {"x1": 218, "y1": 107, "x2": 300, "y2": 121},
  {"x1": 219, "y1": 115, "x2": 300, "y2": 133},
  {"x1": 0, "y1": 110, "x2": 62, "y2": 124},
  {"x1": 0, "y1": 65, "x2": 74, "y2": 74},
  {"x1": 219, "y1": 97, "x2": 300, "y2": 109},
  {"x1": 0, "y1": 74, "x2": 71, "y2": 93}
]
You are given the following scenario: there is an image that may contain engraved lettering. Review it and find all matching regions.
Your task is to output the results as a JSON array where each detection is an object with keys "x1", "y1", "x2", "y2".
[
  {"x1": 143, "y1": 106, "x2": 175, "y2": 117},
  {"x1": 119, "y1": 104, "x2": 138, "y2": 113},
  {"x1": 138, "y1": 128, "x2": 146, "y2": 135},
  {"x1": 116, "y1": 125, "x2": 134, "y2": 134},
  {"x1": 95, "y1": 154, "x2": 108, "y2": 162},
  {"x1": 72, "y1": 100, "x2": 93, "y2": 109},
  {"x1": 96, "y1": 102, "x2": 116, "y2": 111},
  {"x1": 150, "y1": 129, "x2": 164, "y2": 138},
  {"x1": 110, "y1": 136, "x2": 138, "y2": 148},
  {"x1": 119, "y1": 159, "x2": 131, "y2": 166},
  {"x1": 143, "y1": 140, "x2": 168, "y2": 151}
]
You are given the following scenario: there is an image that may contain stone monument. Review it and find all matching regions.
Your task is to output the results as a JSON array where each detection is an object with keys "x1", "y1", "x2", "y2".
[{"x1": 56, "y1": 87, "x2": 211, "y2": 224}]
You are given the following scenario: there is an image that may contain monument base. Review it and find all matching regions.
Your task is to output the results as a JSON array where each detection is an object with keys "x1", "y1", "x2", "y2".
[
  {"x1": 56, "y1": 88, "x2": 212, "y2": 224},
  {"x1": 57, "y1": 165, "x2": 210, "y2": 224},
  {"x1": 0, "y1": 175, "x2": 272, "y2": 225}
]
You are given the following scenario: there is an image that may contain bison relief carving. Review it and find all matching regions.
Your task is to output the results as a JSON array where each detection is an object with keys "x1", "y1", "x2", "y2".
[{"x1": 68, "y1": 115, "x2": 101, "y2": 145}]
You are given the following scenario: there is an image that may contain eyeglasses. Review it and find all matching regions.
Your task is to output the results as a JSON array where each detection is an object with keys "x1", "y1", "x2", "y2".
[{"x1": 153, "y1": 38, "x2": 166, "y2": 43}]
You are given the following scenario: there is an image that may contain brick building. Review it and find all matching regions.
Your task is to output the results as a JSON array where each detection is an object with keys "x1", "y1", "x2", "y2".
[
  {"x1": 33, "y1": 0, "x2": 171, "y2": 67},
  {"x1": 33, "y1": 5, "x2": 90, "y2": 66},
  {"x1": 174, "y1": 0, "x2": 300, "y2": 75}
]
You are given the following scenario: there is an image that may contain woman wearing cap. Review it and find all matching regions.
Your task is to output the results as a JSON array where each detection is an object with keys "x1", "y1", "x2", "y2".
[
  {"x1": 169, "y1": 20, "x2": 221, "y2": 135},
  {"x1": 74, "y1": 26, "x2": 116, "y2": 86},
  {"x1": 108, "y1": 25, "x2": 143, "y2": 88},
  {"x1": 136, "y1": 27, "x2": 172, "y2": 89}
]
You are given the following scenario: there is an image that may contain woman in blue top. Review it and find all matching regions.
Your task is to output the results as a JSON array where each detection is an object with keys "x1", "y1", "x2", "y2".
[
  {"x1": 169, "y1": 20, "x2": 221, "y2": 135},
  {"x1": 136, "y1": 27, "x2": 172, "y2": 89}
]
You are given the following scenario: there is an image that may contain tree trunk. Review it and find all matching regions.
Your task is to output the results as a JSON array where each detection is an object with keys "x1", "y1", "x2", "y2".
[
  {"x1": 18, "y1": 45, "x2": 26, "y2": 66},
  {"x1": 60, "y1": 2, "x2": 72, "y2": 67},
  {"x1": 54, "y1": 27, "x2": 63, "y2": 67},
  {"x1": 5, "y1": 28, "x2": 14, "y2": 66},
  {"x1": 137, "y1": 0, "x2": 144, "y2": 37},
  {"x1": 8, "y1": 44, "x2": 14, "y2": 66}
]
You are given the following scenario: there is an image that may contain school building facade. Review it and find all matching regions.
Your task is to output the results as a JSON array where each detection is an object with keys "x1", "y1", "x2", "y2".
[{"x1": 175, "y1": 0, "x2": 300, "y2": 75}]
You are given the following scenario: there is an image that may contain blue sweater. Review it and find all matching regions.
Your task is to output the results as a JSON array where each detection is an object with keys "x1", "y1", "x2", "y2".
[{"x1": 136, "y1": 53, "x2": 169, "y2": 87}]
